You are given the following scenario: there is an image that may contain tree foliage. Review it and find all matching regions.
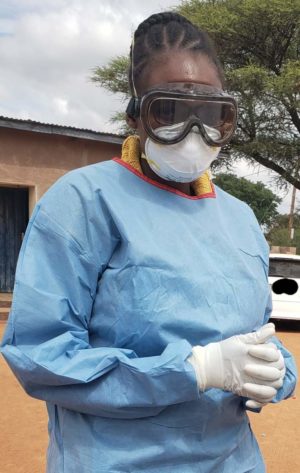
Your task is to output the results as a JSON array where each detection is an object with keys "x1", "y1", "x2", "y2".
[
  {"x1": 91, "y1": 56, "x2": 129, "y2": 95},
  {"x1": 213, "y1": 172, "x2": 281, "y2": 229},
  {"x1": 266, "y1": 213, "x2": 300, "y2": 253},
  {"x1": 178, "y1": 0, "x2": 300, "y2": 188},
  {"x1": 91, "y1": 0, "x2": 300, "y2": 188}
]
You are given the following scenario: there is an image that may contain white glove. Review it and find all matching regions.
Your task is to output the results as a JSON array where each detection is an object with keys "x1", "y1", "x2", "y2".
[
  {"x1": 188, "y1": 323, "x2": 285, "y2": 403},
  {"x1": 245, "y1": 341, "x2": 286, "y2": 409},
  {"x1": 245, "y1": 400, "x2": 267, "y2": 409}
]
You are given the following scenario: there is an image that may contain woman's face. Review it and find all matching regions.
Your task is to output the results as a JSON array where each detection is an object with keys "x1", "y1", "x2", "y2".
[{"x1": 128, "y1": 50, "x2": 223, "y2": 154}]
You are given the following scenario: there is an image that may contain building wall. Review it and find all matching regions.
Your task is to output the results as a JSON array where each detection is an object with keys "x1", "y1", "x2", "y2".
[{"x1": 0, "y1": 128, "x2": 122, "y2": 215}]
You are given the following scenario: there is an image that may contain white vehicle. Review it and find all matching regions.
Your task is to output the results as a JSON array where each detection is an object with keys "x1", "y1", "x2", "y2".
[{"x1": 268, "y1": 253, "x2": 300, "y2": 320}]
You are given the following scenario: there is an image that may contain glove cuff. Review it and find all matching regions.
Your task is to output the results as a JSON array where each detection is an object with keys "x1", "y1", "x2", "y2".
[
  {"x1": 203, "y1": 342, "x2": 224, "y2": 389},
  {"x1": 188, "y1": 343, "x2": 224, "y2": 391},
  {"x1": 187, "y1": 346, "x2": 207, "y2": 391}
]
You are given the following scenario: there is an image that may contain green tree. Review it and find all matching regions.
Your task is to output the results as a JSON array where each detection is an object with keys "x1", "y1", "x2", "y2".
[
  {"x1": 178, "y1": 0, "x2": 300, "y2": 188},
  {"x1": 91, "y1": 56, "x2": 131, "y2": 135},
  {"x1": 213, "y1": 173, "x2": 281, "y2": 228},
  {"x1": 266, "y1": 213, "x2": 300, "y2": 253},
  {"x1": 91, "y1": 0, "x2": 300, "y2": 187}
]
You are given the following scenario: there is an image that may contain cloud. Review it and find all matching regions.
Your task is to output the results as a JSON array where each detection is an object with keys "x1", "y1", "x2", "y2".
[
  {"x1": 0, "y1": 0, "x2": 298, "y2": 214},
  {"x1": 0, "y1": 0, "x2": 178, "y2": 132},
  {"x1": 54, "y1": 97, "x2": 69, "y2": 115}
]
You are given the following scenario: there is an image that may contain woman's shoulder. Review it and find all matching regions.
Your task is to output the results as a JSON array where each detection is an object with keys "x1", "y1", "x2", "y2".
[
  {"x1": 214, "y1": 184, "x2": 269, "y2": 258},
  {"x1": 40, "y1": 159, "x2": 118, "y2": 203},
  {"x1": 31, "y1": 160, "x2": 120, "y2": 233},
  {"x1": 54, "y1": 159, "x2": 118, "y2": 188},
  {"x1": 213, "y1": 184, "x2": 254, "y2": 217}
]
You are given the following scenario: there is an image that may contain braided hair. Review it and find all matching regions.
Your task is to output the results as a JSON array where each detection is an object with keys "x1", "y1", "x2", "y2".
[{"x1": 128, "y1": 12, "x2": 224, "y2": 96}]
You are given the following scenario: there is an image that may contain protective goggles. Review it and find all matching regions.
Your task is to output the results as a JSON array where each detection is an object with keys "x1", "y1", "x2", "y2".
[{"x1": 126, "y1": 83, "x2": 238, "y2": 146}]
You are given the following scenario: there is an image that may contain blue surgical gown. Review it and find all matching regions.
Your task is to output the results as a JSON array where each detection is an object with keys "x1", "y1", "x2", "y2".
[{"x1": 1, "y1": 158, "x2": 297, "y2": 473}]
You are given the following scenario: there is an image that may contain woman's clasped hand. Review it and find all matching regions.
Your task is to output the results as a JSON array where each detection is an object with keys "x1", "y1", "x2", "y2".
[{"x1": 188, "y1": 323, "x2": 286, "y2": 407}]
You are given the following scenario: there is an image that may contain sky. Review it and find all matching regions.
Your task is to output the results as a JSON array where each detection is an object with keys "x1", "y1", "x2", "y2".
[{"x1": 0, "y1": 0, "x2": 297, "y2": 214}]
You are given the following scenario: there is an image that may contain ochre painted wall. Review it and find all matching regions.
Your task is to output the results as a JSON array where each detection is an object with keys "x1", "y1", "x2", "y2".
[{"x1": 0, "y1": 128, "x2": 122, "y2": 215}]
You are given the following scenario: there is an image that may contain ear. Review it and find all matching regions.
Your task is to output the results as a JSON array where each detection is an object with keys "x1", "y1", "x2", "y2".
[{"x1": 126, "y1": 114, "x2": 138, "y2": 130}]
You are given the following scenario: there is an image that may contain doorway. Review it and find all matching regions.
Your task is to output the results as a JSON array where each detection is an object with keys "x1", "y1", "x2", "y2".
[{"x1": 0, "y1": 187, "x2": 29, "y2": 292}]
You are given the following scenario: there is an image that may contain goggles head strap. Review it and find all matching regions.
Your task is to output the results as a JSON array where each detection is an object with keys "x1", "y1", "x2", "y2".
[
  {"x1": 126, "y1": 33, "x2": 140, "y2": 119},
  {"x1": 131, "y1": 33, "x2": 138, "y2": 99},
  {"x1": 126, "y1": 97, "x2": 140, "y2": 118}
]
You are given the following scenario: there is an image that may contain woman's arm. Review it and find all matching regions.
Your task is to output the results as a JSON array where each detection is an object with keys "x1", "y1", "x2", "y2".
[
  {"x1": 263, "y1": 292, "x2": 297, "y2": 403},
  {"x1": 1, "y1": 185, "x2": 199, "y2": 420},
  {"x1": 249, "y1": 207, "x2": 297, "y2": 403}
]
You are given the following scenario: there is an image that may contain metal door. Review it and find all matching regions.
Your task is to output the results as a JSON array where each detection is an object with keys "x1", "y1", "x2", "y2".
[{"x1": 0, "y1": 187, "x2": 29, "y2": 292}]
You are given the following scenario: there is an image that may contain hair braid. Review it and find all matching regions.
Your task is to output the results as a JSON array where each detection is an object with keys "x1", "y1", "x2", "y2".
[{"x1": 128, "y1": 12, "x2": 224, "y2": 95}]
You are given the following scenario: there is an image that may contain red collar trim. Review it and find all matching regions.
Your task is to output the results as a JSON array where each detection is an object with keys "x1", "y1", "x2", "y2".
[{"x1": 113, "y1": 158, "x2": 216, "y2": 200}]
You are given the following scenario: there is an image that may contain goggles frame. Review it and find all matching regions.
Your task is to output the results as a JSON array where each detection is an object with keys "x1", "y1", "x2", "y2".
[{"x1": 126, "y1": 83, "x2": 238, "y2": 147}]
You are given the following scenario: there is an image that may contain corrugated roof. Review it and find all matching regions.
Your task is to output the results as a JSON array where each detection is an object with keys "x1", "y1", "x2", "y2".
[{"x1": 0, "y1": 115, "x2": 125, "y2": 144}]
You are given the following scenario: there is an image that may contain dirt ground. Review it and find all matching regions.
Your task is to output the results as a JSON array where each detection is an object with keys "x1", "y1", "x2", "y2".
[{"x1": 0, "y1": 321, "x2": 299, "y2": 473}]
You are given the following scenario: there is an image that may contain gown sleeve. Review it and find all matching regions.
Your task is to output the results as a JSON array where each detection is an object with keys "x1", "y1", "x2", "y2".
[
  {"x1": 249, "y1": 208, "x2": 297, "y2": 404},
  {"x1": 264, "y1": 292, "x2": 297, "y2": 403},
  {"x1": 0, "y1": 172, "x2": 200, "y2": 420}
]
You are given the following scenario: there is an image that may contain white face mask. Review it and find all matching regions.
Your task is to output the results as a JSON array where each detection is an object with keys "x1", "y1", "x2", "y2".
[{"x1": 143, "y1": 124, "x2": 221, "y2": 183}]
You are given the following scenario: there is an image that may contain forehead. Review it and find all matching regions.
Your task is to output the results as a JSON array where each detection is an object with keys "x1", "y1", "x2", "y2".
[{"x1": 138, "y1": 50, "x2": 222, "y2": 93}]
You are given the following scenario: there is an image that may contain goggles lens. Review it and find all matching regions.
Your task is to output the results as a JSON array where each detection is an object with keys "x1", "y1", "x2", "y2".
[
  {"x1": 138, "y1": 83, "x2": 238, "y2": 146},
  {"x1": 150, "y1": 98, "x2": 233, "y2": 127},
  {"x1": 148, "y1": 98, "x2": 236, "y2": 144}
]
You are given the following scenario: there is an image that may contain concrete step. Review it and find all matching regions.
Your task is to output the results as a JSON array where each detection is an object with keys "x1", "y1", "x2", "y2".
[
  {"x1": 0, "y1": 294, "x2": 12, "y2": 319},
  {"x1": 0, "y1": 307, "x2": 10, "y2": 321},
  {"x1": 0, "y1": 300, "x2": 11, "y2": 308}
]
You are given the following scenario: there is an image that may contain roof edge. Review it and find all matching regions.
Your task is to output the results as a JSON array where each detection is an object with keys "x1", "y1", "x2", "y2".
[{"x1": 0, "y1": 116, "x2": 125, "y2": 144}]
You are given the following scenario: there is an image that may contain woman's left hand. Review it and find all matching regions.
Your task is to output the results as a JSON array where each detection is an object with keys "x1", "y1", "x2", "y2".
[
  {"x1": 245, "y1": 343, "x2": 286, "y2": 409},
  {"x1": 245, "y1": 399, "x2": 268, "y2": 409}
]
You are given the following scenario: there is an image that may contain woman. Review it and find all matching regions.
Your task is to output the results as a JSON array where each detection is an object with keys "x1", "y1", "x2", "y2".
[{"x1": 1, "y1": 12, "x2": 297, "y2": 473}]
